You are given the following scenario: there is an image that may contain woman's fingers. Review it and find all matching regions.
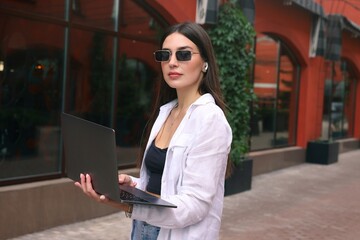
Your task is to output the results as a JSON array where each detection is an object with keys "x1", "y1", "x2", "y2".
[
  {"x1": 74, "y1": 173, "x2": 87, "y2": 193},
  {"x1": 74, "y1": 174, "x2": 129, "y2": 210},
  {"x1": 118, "y1": 174, "x2": 137, "y2": 187},
  {"x1": 118, "y1": 174, "x2": 128, "y2": 184},
  {"x1": 75, "y1": 173, "x2": 99, "y2": 200},
  {"x1": 74, "y1": 181, "x2": 81, "y2": 189},
  {"x1": 84, "y1": 174, "x2": 100, "y2": 198}
]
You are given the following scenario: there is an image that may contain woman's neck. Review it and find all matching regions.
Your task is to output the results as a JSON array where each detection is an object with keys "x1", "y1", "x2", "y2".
[{"x1": 176, "y1": 90, "x2": 201, "y2": 111}]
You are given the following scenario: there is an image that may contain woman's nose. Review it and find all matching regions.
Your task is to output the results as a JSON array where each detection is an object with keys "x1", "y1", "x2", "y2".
[{"x1": 168, "y1": 52, "x2": 178, "y2": 66}]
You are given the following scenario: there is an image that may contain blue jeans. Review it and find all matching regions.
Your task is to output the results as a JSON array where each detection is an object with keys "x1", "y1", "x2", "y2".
[{"x1": 131, "y1": 219, "x2": 160, "y2": 240}]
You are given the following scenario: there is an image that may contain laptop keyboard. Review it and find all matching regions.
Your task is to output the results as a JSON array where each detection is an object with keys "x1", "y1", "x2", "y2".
[{"x1": 120, "y1": 190, "x2": 148, "y2": 203}]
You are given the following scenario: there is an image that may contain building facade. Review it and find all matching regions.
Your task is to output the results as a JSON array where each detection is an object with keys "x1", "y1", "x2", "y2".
[
  {"x1": 250, "y1": 0, "x2": 360, "y2": 175},
  {"x1": 0, "y1": 0, "x2": 359, "y2": 238}
]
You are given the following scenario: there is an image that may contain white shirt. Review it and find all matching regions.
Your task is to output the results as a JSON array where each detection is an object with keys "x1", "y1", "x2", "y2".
[{"x1": 131, "y1": 93, "x2": 232, "y2": 240}]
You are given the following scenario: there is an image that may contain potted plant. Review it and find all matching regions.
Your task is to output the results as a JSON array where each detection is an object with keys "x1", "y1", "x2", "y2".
[
  {"x1": 306, "y1": 139, "x2": 339, "y2": 165},
  {"x1": 208, "y1": 1, "x2": 256, "y2": 195}
]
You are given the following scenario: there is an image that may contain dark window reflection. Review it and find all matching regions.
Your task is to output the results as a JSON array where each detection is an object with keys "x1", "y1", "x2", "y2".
[
  {"x1": 251, "y1": 34, "x2": 299, "y2": 150},
  {"x1": 115, "y1": 0, "x2": 166, "y2": 167},
  {"x1": 0, "y1": 0, "x2": 167, "y2": 185},
  {"x1": 0, "y1": 16, "x2": 64, "y2": 181},
  {"x1": 0, "y1": 0, "x2": 65, "y2": 19},
  {"x1": 71, "y1": 0, "x2": 117, "y2": 30},
  {"x1": 115, "y1": 57, "x2": 156, "y2": 167},
  {"x1": 321, "y1": 60, "x2": 356, "y2": 140},
  {"x1": 116, "y1": 57, "x2": 155, "y2": 146},
  {"x1": 66, "y1": 30, "x2": 114, "y2": 127}
]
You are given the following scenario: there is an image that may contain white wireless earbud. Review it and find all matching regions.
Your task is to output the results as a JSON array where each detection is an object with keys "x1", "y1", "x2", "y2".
[{"x1": 203, "y1": 62, "x2": 209, "y2": 72}]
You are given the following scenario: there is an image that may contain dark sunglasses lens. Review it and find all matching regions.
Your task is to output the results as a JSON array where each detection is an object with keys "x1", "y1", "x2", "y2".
[
  {"x1": 176, "y1": 50, "x2": 192, "y2": 61},
  {"x1": 154, "y1": 51, "x2": 170, "y2": 62}
]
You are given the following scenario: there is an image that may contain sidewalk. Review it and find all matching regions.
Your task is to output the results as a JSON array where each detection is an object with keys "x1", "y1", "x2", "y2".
[{"x1": 9, "y1": 149, "x2": 360, "y2": 240}]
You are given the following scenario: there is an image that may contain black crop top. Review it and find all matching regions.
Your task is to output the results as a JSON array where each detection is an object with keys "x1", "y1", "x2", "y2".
[{"x1": 144, "y1": 140, "x2": 167, "y2": 195}]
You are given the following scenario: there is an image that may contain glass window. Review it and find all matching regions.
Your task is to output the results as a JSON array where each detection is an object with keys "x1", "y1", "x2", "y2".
[
  {"x1": 115, "y1": 58, "x2": 156, "y2": 167},
  {"x1": 251, "y1": 34, "x2": 299, "y2": 150},
  {"x1": 66, "y1": 29, "x2": 115, "y2": 127},
  {"x1": 0, "y1": 0, "x2": 167, "y2": 185},
  {"x1": 321, "y1": 60, "x2": 357, "y2": 140},
  {"x1": 0, "y1": 15, "x2": 64, "y2": 182},
  {"x1": 71, "y1": 0, "x2": 118, "y2": 31},
  {"x1": 115, "y1": 0, "x2": 166, "y2": 167},
  {"x1": 0, "y1": 0, "x2": 65, "y2": 19}
]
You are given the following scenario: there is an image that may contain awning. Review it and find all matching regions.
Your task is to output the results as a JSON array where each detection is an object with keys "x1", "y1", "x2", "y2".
[
  {"x1": 342, "y1": 16, "x2": 360, "y2": 38},
  {"x1": 283, "y1": 1, "x2": 360, "y2": 61},
  {"x1": 284, "y1": 0, "x2": 325, "y2": 17},
  {"x1": 325, "y1": 15, "x2": 343, "y2": 61},
  {"x1": 284, "y1": 0, "x2": 327, "y2": 58},
  {"x1": 309, "y1": 16, "x2": 327, "y2": 57},
  {"x1": 325, "y1": 15, "x2": 360, "y2": 61}
]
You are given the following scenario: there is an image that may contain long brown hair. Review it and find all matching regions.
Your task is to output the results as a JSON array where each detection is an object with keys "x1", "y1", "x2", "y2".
[{"x1": 137, "y1": 22, "x2": 232, "y2": 177}]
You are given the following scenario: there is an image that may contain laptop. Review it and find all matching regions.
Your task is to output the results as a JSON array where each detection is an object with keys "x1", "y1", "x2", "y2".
[{"x1": 61, "y1": 112, "x2": 177, "y2": 208}]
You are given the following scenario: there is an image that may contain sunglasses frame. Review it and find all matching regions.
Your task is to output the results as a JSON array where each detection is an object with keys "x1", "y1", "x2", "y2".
[{"x1": 153, "y1": 50, "x2": 200, "y2": 62}]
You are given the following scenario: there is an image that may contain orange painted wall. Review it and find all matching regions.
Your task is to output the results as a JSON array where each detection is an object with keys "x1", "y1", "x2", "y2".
[
  {"x1": 315, "y1": 0, "x2": 360, "y2": 25},
  {"x1": 342, "y1": 31, "x2": 360, "y2": 138},
  {"x1": 255, "y1": 0, "x2": 360, "y2": 146},
  {"x1": 316, "y1": 0, "x2": 360, "y2": 139},
  {"x1": 146, "y1": 0, "x2": 227, "y2": 24},
  {"x1": 255, "y1": 0, "x2": 327, "y2": 147},
  {"x1": 147, "y1": 0, "x2": 197, "y2": 24}
]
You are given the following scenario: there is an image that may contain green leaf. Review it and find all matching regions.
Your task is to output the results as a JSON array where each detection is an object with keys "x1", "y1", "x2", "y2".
[{"x1": 208, "y1": 2, "x2": 256, "y2": 165}]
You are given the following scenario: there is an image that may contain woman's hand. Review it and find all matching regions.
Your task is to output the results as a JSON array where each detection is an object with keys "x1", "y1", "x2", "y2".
[
  {"x1": 74, "y1": 173, "x2": 101, "y2": 201},
  {"x1": 74, "y1": 173, "x2": 131, "y2": 211},
  {"x1": 118, "y1": 174, "x2": 137, "y2": 187}
]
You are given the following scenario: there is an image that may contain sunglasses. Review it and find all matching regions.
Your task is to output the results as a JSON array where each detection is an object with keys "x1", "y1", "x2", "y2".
[{"x1": 153, "y1": 50, "x2": 199, "y2": 62}]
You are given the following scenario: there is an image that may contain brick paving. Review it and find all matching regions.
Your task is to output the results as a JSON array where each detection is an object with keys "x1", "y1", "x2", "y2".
[{"x1": 9, "y1": 149, "x2": 360, "y2": 240}]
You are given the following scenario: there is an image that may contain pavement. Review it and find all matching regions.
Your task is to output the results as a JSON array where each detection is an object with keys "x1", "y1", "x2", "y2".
[{"x1": 8, "y1": 149, "x2": 360, "y2": 240}]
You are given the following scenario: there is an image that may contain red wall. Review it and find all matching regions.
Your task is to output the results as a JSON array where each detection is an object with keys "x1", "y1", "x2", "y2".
[
  {"x1": 316, "y1": 0, "x2": 360, "y2": 25},
  {"x1": 317, "y1": 0, "x2": 360, "y2": 138},
  {"x1": 255, "y1": 0, "x2": 326, "y2": 147},
  {"x1": 147, "y1": 0, "x2": 197, "y2": 24},
  {"x1": 255, "y1": 0, "x2": 360, "y2": 147},
  {"x1": 342, "y1": 32, "x2": 360, "y2": 138}
]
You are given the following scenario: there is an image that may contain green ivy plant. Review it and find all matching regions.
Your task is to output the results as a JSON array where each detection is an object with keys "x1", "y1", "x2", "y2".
[{"x1": 208, "y1": 1, "x2": 256, "y2": 166}]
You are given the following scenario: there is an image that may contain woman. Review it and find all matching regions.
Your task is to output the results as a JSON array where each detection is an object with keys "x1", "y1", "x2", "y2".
[{"x1": 76, "y1": 22, "x2": 232, "y2": 240}]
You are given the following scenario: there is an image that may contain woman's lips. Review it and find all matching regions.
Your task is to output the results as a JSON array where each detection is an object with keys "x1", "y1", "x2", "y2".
[{"x1": 168, "y1": 72, "x2": 182, "y2": 79}]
